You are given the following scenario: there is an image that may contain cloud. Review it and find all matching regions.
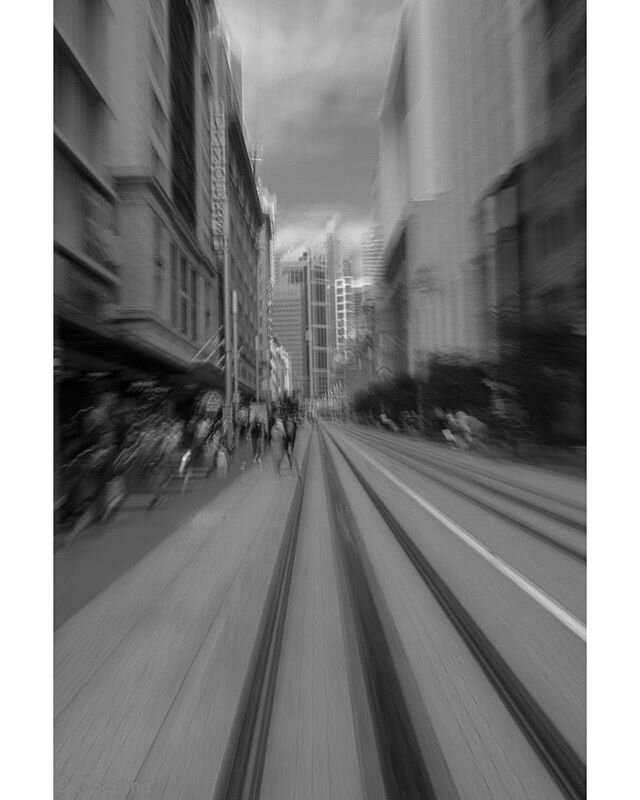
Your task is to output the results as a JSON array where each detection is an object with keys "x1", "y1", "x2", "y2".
[
  {"x1": 275, "y1": 204, "x2": 370, "y2": 263},
  {"x1": 217, "y1": 1, "x2": 402, "y2": 271},
  {"x1": 218, "y1": 0, "x2": 402, "y2": 160}
]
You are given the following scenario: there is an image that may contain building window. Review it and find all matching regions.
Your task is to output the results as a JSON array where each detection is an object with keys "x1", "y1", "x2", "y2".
[
  {"x1": 313, "y1": 350, "x2": 328, "y2": 370},
  {"x1": 171, "y1": 243, "x2": 178, "y2": 326},
  {"x1": 169, "y1": 0, "x2": 196, "y2": 229},
  {"x1": 315, "y1": 328, "x2": 327, "y2": 348},
  {"x1": 191, "y1": 268, "x2": 197, "y2": 341},
  {"x1": 180, "y1": 256, "x2": 188, "y2": 335}
]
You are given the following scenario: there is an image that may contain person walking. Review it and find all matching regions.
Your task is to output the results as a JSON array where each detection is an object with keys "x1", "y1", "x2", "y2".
[
  {"x1": 284, "y1": 414, "x2": 300, "y2": 476},
  {"x1": 269, "y1": 415, "x2": 287, "y2": 477},
  {"x1": 179, "y1": 418, "x2": 196, "y2": 495},
  {"x1": 148, "y1": 420, "x2": 181, "y2": 509},
  {"x1": 250, "y1": 416, "x2": 265, "y2": 463}
]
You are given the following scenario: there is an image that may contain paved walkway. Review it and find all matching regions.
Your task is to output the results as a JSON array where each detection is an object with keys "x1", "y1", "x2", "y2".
[
  {"x1": 55, "y1": 432, "x2": 310, "y2": 799},
  {"x1": 55, "y1": 435, "x2": 302, "y2": 629}
]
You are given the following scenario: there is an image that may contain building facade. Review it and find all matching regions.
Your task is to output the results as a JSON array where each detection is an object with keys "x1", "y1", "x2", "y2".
[
  {"x1": 103, "y1": 0, "x2": 224, "y2": 380},
  {"x1": 256, "y1": 188, "x2": 278, "y2": 401},
  {"x1": 54, "y1": 0, "x2": 122, "y2": 377},
  {"x1": 378, "y1": 0, "x2": 525, "y2": 374},
  {"x1": 475, "y1": 0, "x2": 586, "y2": 439},
  {"x1": 305, "y1": 250, "x2": 332, "y2": 399},
  {"x1": 474, "y1": 2, "x2": 586, "y2": 328},
  {"x1": 335, "y1": 276, "x2": 355, "y2": 351},
  {"x1": 272, "y1": 281, "x2": 305, "y2": 396},
  {"x1": 269, "y1": 339, "x2": 292, "y2": 402},
  {"x1": 225, "y1": 111, "x2": 264, "y2": 398},
  {"x1": 361, "y1": 226, "x2": 385, "y2": 286},
  {"x1": 55, "y1": 0, "x2": 265, "y2": 452}
]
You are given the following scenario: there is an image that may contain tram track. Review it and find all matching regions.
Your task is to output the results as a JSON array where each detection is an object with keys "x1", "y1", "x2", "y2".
[
  {"x1": 346, "y1": 425, "x2": 586, "y2": 523},
  {"x1": 320, "y1": 424, "x2": 586, "y2": 800},
  {"x1": 343, "y1": 426, "x2": 586, "y2": 563},
  {"x1": 212, "y1": 425, "x2": 585, "y2": 799},
  {"x1": 318, "y1": 432, "x2": 445, "y2": 800},
  {"x1": 213, "y1": 442, "x2": 312, "y2": 800}
]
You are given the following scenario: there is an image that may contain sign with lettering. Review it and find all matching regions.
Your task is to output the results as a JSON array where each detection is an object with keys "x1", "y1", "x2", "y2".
[
  {"x1": 209, "y1": 102, "x2": 227, "y2": 270},
  {"x1": 266, "y1": 279, "x2": 273, "y2": 337}
]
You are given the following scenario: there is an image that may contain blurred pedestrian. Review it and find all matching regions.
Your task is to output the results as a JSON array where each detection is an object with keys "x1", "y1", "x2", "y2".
[
  {"x1": 178, "y1": 418, "x2": 195, "y2": 495},
  {"x1": 269, "y1": 415, "x2": 287, "y2": 476},
  {"x1": 148, "y1": 421, "x2": 181, "y2": 509},
  {"x1": 284, "y1": 414, "x2": 300, "y2": 476},
  {"x1": 456, "y1": 410, "x2": 473, "y2": 449},
  {"x1": 250, "y1": 416, "x2": 265, "y2": 463}
]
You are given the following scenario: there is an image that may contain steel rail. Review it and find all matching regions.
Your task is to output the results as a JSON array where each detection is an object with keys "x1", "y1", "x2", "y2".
[
  {"x1": 213, "y1": 439, "x2": 312, "y2": 800},
  {"x1": 345, "y1": 427, "x2": 586, "y2": 563},
  {"x1": 324, "y1": 426, "x2": 587, "y2": 800}
]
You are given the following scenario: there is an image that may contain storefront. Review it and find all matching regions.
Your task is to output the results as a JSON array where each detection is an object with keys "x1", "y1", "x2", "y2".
[{"x1": 54, "y1": 312, "x2": 226, "y2": 517}]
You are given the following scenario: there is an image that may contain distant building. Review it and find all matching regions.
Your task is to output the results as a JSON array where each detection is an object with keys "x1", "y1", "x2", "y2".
[
  {"x1": 335, "y1": 276, "x2": 354, "y2": 351},
  {"x1": 302, "y1": 250, "x2": 332, "y2": 399},
  {"x1": 269, "y1": 339, "x2": 291, "y2": 401},
  {"x1": 325, "y1": 218, "x2": 343, "y2": 279},
  {"x1": 257, "y1": 190, "x2": 277, "y2": 400},
  {"x1": 361, "y1": 226, "x2": 385, "y2": 286},
  {"x1": 278, "y1": 256, "x2": 305, "y2": 287},
  {"x1": 272, "y1": 282, "x2": 305, "y2": 396}
]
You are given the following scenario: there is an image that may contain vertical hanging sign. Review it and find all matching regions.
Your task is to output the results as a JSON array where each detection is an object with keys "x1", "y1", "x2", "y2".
[{"x1": 210, "y1": 101, "x2": 227, "y2": 271}]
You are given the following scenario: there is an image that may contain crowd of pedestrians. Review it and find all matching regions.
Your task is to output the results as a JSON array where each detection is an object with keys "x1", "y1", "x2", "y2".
[
  {"x1": 56, "y1": 393, "x2": 305, "y2": 541},
  {"x1": 246, "y1": 409, "x2": 301, "y2": 478},
  {"x1": 56, "y1": 397, "x2": 232, "y2": 539}
]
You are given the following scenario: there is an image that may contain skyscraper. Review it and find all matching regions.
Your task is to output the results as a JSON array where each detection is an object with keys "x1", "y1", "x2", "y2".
[
  {"x1": 379, "y1": 0, "x2": 533, "y2": 372},
  {"x1": 305, "y1": 250, "x2": 332, "y2": 399},
  {"x1": 334, "y1": 276, "x2": 355, "y2": 351},
  {"x1": 272, "y1": 282, "x2": 305, "y2": 396},
  {"x1": 361, "y1": 226, "x2": 385, "y2": 285}
]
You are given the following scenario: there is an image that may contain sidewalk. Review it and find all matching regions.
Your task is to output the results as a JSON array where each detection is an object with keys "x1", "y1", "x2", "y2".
[
  {"x1": 54, "y1": 436, "x2": 303, "y2": 629},
  {"x1": 55, "y1": 432, "x2": 311, "y2": 798}
]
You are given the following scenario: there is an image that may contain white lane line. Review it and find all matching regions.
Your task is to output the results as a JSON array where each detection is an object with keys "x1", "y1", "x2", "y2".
[{"x1": 343, "y1": 435, "x2": 587, "y2": 643}]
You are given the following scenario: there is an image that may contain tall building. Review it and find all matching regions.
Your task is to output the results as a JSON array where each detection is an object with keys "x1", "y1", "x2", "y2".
[
  {"x1": 269, "y1": 339, "x2": 292, "y2": 401},
  {"x1": 475, "y1": 0, "x2": 586, "y2": 439},
  {"x1": 305, "y1": 249, "x2": 332, "y2": 399},
  {"x1": 278, "y1": 256, "x2": 305, "y2": 286},
  {"x1": 361, "y1": 226, "x2": 385, "y2": 285},
  {"x1": 272, "y1": 282, "x2": 305, "y2": 396},
  {"x1": 257, "y1": 190, "x2": 276, "y2": 400},
  {"x1": 325, "y1": 218, "x2": 343, "y2": 279},
  {"x1": 335, "y1": 276, "x2": 355, "y2": 351},
  {"x1": 55, "y1": 0, "x2": 264, "y2": 414},
  {"x1": 54, "y1": 0, "x2": 121, "y2": 380},
  {"x1": 378, "y1": 0, "x2": 522, "y2": 373},
  {"x1": 324, "y1": 219, "x2": 342, "y2": 372},
  {"x1": 478, "y1": 0, "x2": 585, "y2": 335}
]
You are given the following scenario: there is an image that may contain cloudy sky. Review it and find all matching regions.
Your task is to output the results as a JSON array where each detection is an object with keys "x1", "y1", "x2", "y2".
[{"x1": 217, "y1": 0, "x2": 403, "y2": 262}]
